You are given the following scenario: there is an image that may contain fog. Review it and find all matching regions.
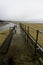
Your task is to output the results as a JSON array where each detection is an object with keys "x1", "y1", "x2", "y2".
[{"x1": 0, "y1": 0, "x2": 43, "y2": 23}]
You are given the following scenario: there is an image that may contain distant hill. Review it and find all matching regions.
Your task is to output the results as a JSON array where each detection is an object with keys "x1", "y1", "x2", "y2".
[
  {"x1": 0, "y1": 20, "x2": 13, "y2": 22},
  {"x1": 0, "y1": 20, "x2": 4, "y2": 22}
]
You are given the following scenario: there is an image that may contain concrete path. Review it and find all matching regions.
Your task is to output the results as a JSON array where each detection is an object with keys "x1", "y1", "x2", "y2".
[
  {"x1": 0, "y1": 24, "x2": 40, "y2": 65},
  {"x1": 4, "y1": 24, "x2": 40, "y2": 65}
]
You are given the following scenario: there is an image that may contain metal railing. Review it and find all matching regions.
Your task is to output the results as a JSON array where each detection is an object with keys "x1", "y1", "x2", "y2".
[
  {"x1": 20, "y1": 23, "x2": 43, "y2": 47},
  {"x1": 20, "y1": 23, "x2": 43, "y2": 61},
  {"x1": 0, "y1": 26, "x2": 15, "y2": 54}
]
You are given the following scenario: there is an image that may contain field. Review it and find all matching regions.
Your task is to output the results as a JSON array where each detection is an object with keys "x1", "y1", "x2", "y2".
[
  {"x1": 23, "y1": 23, "x2": 43, "y2": 48},
  {"x1": 0, "y1": 30, "x2": 11, "y2": 46}
]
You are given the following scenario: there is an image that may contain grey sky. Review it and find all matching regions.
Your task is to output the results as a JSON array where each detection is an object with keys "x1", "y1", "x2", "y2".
[{"x1": 0, "y1": 0, "x2": 43, "y2": 23}]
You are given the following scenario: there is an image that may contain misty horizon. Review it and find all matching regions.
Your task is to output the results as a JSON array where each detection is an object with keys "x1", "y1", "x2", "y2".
[{"x1": 0, "y1": 0, "x2": 43, "y2": 23}]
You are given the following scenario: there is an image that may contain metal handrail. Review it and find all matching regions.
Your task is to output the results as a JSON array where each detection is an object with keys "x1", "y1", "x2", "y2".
[{"x1": 20, "y1": 24, "x2": 43, "y2": 63}]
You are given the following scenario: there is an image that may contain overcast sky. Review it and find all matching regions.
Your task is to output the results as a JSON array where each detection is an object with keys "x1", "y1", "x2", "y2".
[{"x1": 0, "y1": 0, "x2": 43, "y2": 23}]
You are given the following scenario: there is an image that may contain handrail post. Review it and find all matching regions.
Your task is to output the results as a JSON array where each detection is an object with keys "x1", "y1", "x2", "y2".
[
  {"x1": 25, "y1": 25, "x2": 27, "y2": 42},
  {"x1": 26, "y1": 26, "x2": 29, "y2": 45},
  {"x1": 24, "y1": 25, "x2": 27, "y2": 43},
  {"x1": 25, "y1": 25, "x2": 26, "y2": 32},
  {"x1": 34, "y1": 30, "x2": 39, "y2": 56},
  {"x1": 28, "y1": 26, "x2": 29, "y2": 34}
]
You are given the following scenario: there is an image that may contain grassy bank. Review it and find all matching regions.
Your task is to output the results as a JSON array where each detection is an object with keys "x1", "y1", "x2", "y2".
[
  {"x1": 0, "y1": 30, "x2": 11, "y2": 46},
  {"x1": 22, "y1": 23, "x2": 43, "y2": 48}
]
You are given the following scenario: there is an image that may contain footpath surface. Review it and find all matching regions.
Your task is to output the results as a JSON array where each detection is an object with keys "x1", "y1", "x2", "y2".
[{"x1": 0, "y1": 24, "x2": 41, "y2": 65}]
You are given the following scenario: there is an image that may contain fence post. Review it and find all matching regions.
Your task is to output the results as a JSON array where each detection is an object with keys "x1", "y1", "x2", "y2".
[
  {"x1": 26, "y1": 26, "x2": 29, "y2": 45},
  {"x1": 25, "y1": 25, "x2": 26, "y2": 31},
  {"x1": 28, "y1": 26, "x2": 29, "y2": 34},
  {"x1": 34, "y1": 30, "x2": 39, "y2": 56},
  {"x1": 25, "y1": 25, "x2": 26, "y2": 42}
]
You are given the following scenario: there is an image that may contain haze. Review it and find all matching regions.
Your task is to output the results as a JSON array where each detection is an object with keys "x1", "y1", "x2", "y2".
[{"x1": 0, "y1": 0, "x2": 43, "y2": 23}]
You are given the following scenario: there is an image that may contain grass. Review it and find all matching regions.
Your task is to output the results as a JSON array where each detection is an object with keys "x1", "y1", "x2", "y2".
[
  {"x1": 0, "y1": 30, "x2": 11, "y2": 46},
  {"x1": 22, "y1": 23, "x2": 43, "y2": 48}
]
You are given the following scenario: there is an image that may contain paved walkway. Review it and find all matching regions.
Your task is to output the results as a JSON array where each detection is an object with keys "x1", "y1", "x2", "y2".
[
  {"x1": 0, "y1": 24, "x2": 41, "y2": 65},
  {"x1": 5, "y1": 24, "x2": 41, "y2": 65}
]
